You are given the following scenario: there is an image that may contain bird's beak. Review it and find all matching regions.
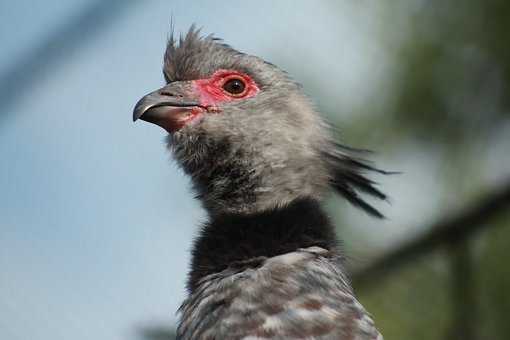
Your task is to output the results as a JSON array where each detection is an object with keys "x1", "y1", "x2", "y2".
[{"x1": 133, "y1": 85, "x2": 202, "y2": 132}]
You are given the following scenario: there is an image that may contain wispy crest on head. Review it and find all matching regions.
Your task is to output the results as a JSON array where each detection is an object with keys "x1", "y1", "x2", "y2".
[{"x1": 163, "y1": 25, "x2": 236, "y2": 83}]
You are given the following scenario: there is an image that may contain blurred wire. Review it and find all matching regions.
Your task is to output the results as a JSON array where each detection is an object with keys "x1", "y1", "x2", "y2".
[
  {"x1": 352, "y1": 179, "x2": 510, "y2": 289},
  {"x1": 0, "y1": 0, "x2": 137, "y2": 123}
]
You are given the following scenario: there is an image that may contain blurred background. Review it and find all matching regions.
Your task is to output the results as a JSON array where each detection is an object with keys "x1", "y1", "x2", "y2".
[{"x1": 1, "y1": 1, "x2": 509, "y2": 339}]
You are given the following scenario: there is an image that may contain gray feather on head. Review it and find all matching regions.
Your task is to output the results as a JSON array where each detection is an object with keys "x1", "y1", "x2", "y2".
[{"x1": 161, "y1": 26, "x2": 388, "y2": 217}]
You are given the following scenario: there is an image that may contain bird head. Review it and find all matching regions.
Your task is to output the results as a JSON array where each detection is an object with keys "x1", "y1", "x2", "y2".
[{"x1": 134, "y1": 27, "x2": 387, "y2": 217}]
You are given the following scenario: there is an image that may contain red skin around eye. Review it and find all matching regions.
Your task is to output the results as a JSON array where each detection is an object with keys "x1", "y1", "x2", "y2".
[{"x1": 193, "y1": 69, "x2": 260, "y2": 107}]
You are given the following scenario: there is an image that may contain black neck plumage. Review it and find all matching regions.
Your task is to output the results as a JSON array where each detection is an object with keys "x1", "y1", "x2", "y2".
[{"x1": 187, "y1": 197, "x2": 339, "y2": 292}]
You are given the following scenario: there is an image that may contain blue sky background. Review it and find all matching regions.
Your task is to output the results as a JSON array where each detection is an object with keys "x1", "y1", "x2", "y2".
[{"x1": 3, "y1": 1, "x2": 509, "y2": 340}]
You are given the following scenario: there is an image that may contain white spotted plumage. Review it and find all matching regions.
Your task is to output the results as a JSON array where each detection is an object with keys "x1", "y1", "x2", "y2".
[{"x1": 177, "y1": 247, "x2": 382, "y2": 340}]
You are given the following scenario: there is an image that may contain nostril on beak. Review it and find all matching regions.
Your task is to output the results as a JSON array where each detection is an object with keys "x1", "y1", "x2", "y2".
[{"x1": 160, "y1": 91, "x2": 184, "y2": 98}]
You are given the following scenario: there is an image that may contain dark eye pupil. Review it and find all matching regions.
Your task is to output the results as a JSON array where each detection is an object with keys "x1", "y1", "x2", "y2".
[{"x1": 223, "y1": 79, "x2": 246, "y2": 95}]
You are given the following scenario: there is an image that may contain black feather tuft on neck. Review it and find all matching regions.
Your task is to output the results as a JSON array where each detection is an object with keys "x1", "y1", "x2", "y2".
[{"x1": 323, "y1": 141, "x2": 391, "y2": 218}]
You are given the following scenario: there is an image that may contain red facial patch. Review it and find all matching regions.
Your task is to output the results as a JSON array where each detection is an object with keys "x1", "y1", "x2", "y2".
[{"x1": 193, "y1": 70, "x2": 260, "y2": 107}]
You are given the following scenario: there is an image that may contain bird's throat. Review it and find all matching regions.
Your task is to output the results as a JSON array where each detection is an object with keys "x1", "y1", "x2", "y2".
[{"x1": 186, "y1": 198, "x2": 339, "y2": 292}]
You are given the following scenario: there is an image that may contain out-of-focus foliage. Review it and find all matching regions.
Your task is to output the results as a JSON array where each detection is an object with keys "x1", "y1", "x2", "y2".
[
  {"x1": 345, "y1": 0, "x2": 510, "y2": 148},
  {"x1": 477, "y1": 214, "x2": 510, "y2": 338},
  {"x1": 359, "y1": 213, "x2": 510, "y2": 340},
  {"x1": 330, "y1": 1, "x2": 510, "y2": 339}
]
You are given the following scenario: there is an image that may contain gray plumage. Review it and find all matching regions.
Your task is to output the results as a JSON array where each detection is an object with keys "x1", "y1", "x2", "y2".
[
  {"x1": 134, "y1": 26, "x2": 385, "y2": 340},
  {"x1": 178, "y1": 247, "x2": 381, "y2": 340},
  {"x1": 164, "y1": 28, "x2": 386, "y2": 217}
]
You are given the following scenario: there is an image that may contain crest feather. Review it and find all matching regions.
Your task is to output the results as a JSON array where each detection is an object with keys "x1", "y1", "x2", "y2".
[
  {"x1": 324, "y1": 139, "x2": 392, "y2": 218},
  {"x1": 163, "y1": 25, "x2": 233, "y2": 83}
]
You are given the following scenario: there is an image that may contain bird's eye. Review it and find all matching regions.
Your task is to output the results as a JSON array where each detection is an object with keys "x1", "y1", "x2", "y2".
[{"x1": 222, "y1": 78, "x2": 246, "y2": 96}]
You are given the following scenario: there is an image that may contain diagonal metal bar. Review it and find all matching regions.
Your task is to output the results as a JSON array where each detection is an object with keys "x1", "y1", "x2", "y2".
[
  {"x1": 447, "y1": 241, "x2": 477, "y2": 340},
  {"x1": 352, "y1": 179, "x2": 510, "y2": 289},
  {"x1": 0, "y1": 0, "x2": 137, "y2": 121}
]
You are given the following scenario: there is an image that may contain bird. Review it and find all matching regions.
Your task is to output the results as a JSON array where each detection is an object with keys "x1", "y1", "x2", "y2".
[{"x1": 133, "y1": 26, "x2": 386, "y2": 340}]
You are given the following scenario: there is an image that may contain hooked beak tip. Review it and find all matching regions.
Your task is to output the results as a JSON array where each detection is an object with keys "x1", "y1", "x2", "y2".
[
  {"x1": 132, "y1": 85, "x2": 202, "y2": 130},
  {"x1": 132, "y1": 98, "x2": 147, "y2": 122}
]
